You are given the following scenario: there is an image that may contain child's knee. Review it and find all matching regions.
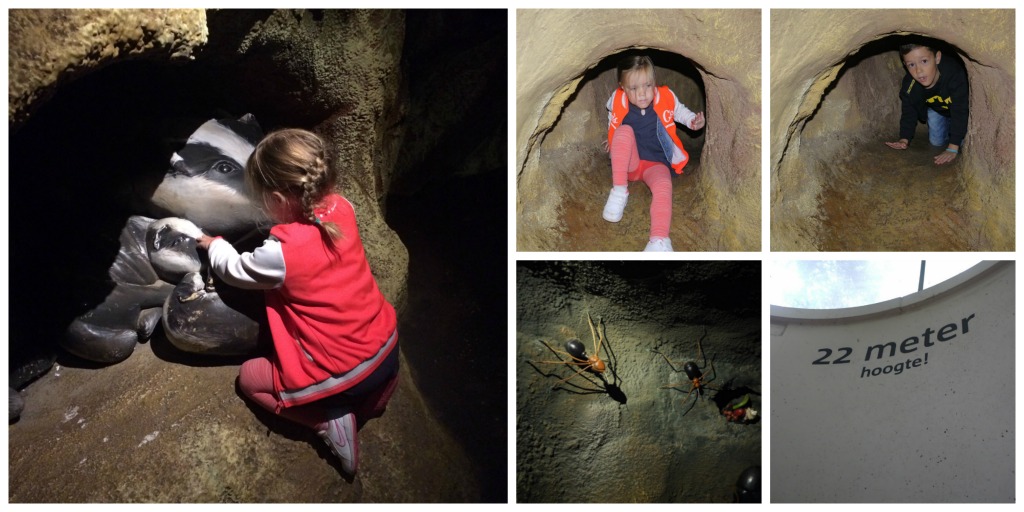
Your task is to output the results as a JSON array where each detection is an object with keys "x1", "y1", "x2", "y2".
[
  {"x1": 239, "y1": 357, "x2": 274, "y2": 396},
  {"x1": 613, "y1": 124, "x2": 635, "y2": 141}
]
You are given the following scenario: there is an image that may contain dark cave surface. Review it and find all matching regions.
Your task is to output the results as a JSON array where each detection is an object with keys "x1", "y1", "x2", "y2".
[
  {"x1": 8, "y1": 8, "x2": 507, "y2": 503},
  {"x1": 516, "y1": 261, "x2": 762, "y2": 503},
  {"x1": 386, "y1": 170, "x2": 507, "y2": 503}
]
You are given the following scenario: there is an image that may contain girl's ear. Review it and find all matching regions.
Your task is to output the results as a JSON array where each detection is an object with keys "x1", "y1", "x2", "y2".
[
  {"x1": 269, "y1": 191, "x2": 290, "y2": 208},
  {"x1": 934, "y1": 50, "x2": 942, "y2": 65}
]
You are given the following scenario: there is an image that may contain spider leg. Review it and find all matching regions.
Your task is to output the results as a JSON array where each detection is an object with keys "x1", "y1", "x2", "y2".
[
  {"x1": 536, "y1": 340, "x2": 587, "y2": 364},
  {"x1": 700, "y1": 359, "x2": 717, "y2": 386},
  {"x1": 530, "y1": 358, "x2": 580, "y2": 365},
  {"x1": 552, "y1": 362, "x2": 596, "y2": 387},
  {"x1": 651, "y1": 348, "x2": 684, "y2": 372},
  {"x1": 696, "y1": 326, "x2": 708, "y2": 360},
  {"x1": 587, "y1": 312, "x2": 604, "y2": 360},
  {"x1": 679, "y1": 388, "x2": 699, "y2": 417}
]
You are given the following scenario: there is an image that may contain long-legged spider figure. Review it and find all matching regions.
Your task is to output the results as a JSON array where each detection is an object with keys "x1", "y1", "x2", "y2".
[
  {"x1": 531, "y1": 311, "x2": 607, "y2": 389},
  {"x1": 653, "y1": 328, "x2": 716, "y2": 416}
]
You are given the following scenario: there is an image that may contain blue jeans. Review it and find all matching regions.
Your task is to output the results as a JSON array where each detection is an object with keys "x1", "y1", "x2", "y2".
[{"x1": 927, "y1": 108, "x2": 950, "y2": 147}]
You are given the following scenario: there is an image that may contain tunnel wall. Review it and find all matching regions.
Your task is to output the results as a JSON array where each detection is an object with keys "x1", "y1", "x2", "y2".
[
  {"x1": 8, "y1": 9, "x2": 209, "y2": 128},
  {"x1": 517, "y1": 9, "x2": 761, "y2": 251},
  {"x1": 770, "y1": 262, "x2": 1014, "y2": 502},
  {"x1": 770, "y1": 9, "x2": 1015, "y2": 251}
]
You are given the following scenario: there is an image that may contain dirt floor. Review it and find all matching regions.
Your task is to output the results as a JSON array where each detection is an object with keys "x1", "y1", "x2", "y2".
[
  {"x1": 812, "y1": 125, "x2": 971, "y2": 251},
  {"x1": 558, "y1": 141, "x2": 713, "y2": 252}
]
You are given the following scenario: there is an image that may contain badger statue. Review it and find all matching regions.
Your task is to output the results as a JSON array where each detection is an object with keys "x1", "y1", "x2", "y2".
[{"x1": 60, "y1": 114, "x2": 268, "y2": 364}]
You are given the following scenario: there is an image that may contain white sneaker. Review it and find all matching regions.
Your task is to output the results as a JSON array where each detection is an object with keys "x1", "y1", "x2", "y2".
[
  {"x1": 644, "y1": 237, "x2": 674, "y2": 252},
  {"x1": 602, "y1": 186, "x2": 628, "y2": 222},
  {"x1": 319, "y1": 412, "x2": 358, "y2": 475}
]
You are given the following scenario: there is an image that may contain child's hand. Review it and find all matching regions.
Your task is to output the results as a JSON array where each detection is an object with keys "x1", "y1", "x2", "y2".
[
  {"x1": 196, "y1": 234, "x2": 218, "y2": 251},
  {"x1": 689, "y1": 112, "x2": 706, "y2": 131},
  {"x1": 602, "y1": 139, "x2": 609, "y2": 153},
  {"x1": 885, "y1": 139, "x2": 909, "y2": 150},
  {"x1": 934, "y1": 148, "x2": 958, "y2": 165}
]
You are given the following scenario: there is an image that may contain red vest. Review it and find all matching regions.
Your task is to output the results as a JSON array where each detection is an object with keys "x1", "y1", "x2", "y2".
[
  {"x1": 267, "y1": 194, "x2": 397, "y2": 409},
  {"x1": 607, "y1": 86, "x2": 690, "y2": 174}
]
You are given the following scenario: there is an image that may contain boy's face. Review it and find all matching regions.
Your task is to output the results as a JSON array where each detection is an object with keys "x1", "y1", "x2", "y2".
[
  {"x1": 903, "y1": 47, "x2": 942, "y2": 89},
  {"x1": 621, "y1": 68, "x2": 655, "y2": 109}
]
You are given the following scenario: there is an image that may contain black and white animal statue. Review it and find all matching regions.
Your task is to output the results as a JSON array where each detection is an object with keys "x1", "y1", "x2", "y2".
[
  {"x1": 150, "y1": 113, "x2": 268, "y2": 237},
  {"x1": 63, "y1": 216, "x2": 207, "y2": 362},
  {"x1": 60, "y1": 114, "x2": 269, "y2": 365}
]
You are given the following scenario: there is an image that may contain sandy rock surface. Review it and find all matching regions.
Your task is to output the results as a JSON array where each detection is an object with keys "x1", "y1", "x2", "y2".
[{"x1": 8, "y1": 340, "x2": 475, "y2": 502}]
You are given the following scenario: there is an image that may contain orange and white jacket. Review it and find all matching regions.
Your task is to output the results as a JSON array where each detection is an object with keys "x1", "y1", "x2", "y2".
[{"x1": 607, "y1": 86, "x2": 698, "y2": 174}]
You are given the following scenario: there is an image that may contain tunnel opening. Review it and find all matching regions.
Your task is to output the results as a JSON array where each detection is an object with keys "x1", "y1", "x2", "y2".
[
  {"x1": 806, "y1": 34, "x2": 971, "y2": 251},
  {"x1": 530, "y1": 48, "x2": 711, "y2": 251},
  {"x1": 775, "y1": 31, "x2": 1013, "y2": 251}
]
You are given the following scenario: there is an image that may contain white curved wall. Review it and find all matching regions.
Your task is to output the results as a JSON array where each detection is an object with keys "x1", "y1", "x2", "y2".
[{"x1": 770, "y1": 261, "x2": 1014, "y2": 502}]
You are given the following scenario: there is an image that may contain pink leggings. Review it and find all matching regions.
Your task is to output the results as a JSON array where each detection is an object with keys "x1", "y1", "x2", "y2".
[
  {"x1": 239, "y1": 357, "x2": 329, "y2": 430},
  {"x1": 610, "y1": 125, "x2": 672, "y2": 239},
  {"x1": 238, "y1": 344, "x2": 400, "y2": 432}
]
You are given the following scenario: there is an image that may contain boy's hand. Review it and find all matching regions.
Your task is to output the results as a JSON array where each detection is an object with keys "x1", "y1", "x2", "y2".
[
  {"x1": 196, "y1": 234, "x2": 218, "y2": 251},
  {"x1": 934, "y1": 146, "x2": 959, "y2": 165},
  {"x1": 689, "y1": 112, "x2": 706, "y2": 130},
  {"x1": 885, "y1": 139, "x2": 909, "y2": 150}
]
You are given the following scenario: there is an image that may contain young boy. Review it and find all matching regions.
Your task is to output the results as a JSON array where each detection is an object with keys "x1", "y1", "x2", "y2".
[{"x1": 884, "y1": 43, "x2": 969, "y2": 165}]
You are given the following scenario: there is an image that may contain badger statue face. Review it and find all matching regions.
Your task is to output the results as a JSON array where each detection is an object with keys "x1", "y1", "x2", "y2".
[{"x1": 150, "y1": 114, "x2": 267, "y2": 236}]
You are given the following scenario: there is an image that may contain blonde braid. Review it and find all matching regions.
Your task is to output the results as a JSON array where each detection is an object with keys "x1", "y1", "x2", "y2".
[{"x1": 303, "y1": 154, "x2": 342, "y2": 241}]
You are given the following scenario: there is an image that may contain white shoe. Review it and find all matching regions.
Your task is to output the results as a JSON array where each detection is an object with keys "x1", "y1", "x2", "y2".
[
  {"x1": 644, "y1": 237, "x2": 674, "y2": 252},
  {"x1": 602, "y1": 187, "x2": 628, "y2": 222},
  {"x1": 319, "y1": 412, "x2": 358, "y2": 475}
]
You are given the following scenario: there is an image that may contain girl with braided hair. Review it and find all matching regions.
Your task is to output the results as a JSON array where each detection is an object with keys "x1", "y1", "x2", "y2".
[{"x1": 197, "y1": 128, "x2": 398, "y2": 476}]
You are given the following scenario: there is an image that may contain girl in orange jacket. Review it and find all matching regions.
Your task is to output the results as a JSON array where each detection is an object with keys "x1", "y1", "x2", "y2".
[{"x1": 603, "y1": 55, "x2": 705, "y2": 252}]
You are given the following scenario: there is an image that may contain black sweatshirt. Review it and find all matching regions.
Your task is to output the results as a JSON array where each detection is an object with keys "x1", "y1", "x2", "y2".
[{"x1": 898, "y1": 56, "x2": 969, "y2": 147}]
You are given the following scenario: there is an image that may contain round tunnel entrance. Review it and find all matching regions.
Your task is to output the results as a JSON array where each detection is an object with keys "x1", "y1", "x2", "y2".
[
  {"x1": 517, "y1": 10, "x2": 762, "y2": 252},
  {"x1": 524, "y1": 49, "x2": 715, "y2": 252},
  {"x1": 771, "y1": 19, "x2": 1015, "y2": 252},
  {"x1": 802, "y1": 35, "x2": 971, "y2": 251}
]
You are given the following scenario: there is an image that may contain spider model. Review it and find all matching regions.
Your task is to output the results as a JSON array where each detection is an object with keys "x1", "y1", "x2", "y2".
[
  {"x1": 531, "y1": 311, "x2": 607, "y2": 389},
  {"x1": 652, "y1": 328, "x2": 716, "y2": 416}
]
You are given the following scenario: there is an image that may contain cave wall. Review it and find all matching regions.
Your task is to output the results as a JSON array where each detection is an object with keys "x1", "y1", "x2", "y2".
[
  {"x1": 516, "y1": 10, "x2": 761, "y2": 251},
  {"x1": 771, "y1": 9, "x2": 1015, "y2": 251},
  {"x1": 8, "y1": 9, "x2": 209, "y2": 128},
  {"x1": 215, "y1": 9, "x2": 411, "y2": 300},
  {"x1": 801, "y1": 52, "x2": 904, "y2": 149},
  {"x1": 516, "y1": 261, "x2": 761, "y2": 502},
  {"x1": 8, "y1": 8, "x2": 409, "y2": 306}
]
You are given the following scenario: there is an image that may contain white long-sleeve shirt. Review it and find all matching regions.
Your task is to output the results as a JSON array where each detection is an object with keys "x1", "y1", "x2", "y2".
[{"x1": 207, "y1": 236, "x2": 286, "y2": 290}]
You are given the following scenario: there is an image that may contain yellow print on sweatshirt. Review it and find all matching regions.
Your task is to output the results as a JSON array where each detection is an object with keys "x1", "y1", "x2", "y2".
[{"x1": 926, "y1": 95, "x2": 952, "y2": 110}]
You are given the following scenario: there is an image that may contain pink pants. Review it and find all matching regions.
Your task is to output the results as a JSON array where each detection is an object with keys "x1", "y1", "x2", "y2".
[
  {"x1": 610, "y1": 125, "x2": 672, "y2": 239},
  {"x1": 238, "y1": 346, "x2": 400, "y2": 432}
]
